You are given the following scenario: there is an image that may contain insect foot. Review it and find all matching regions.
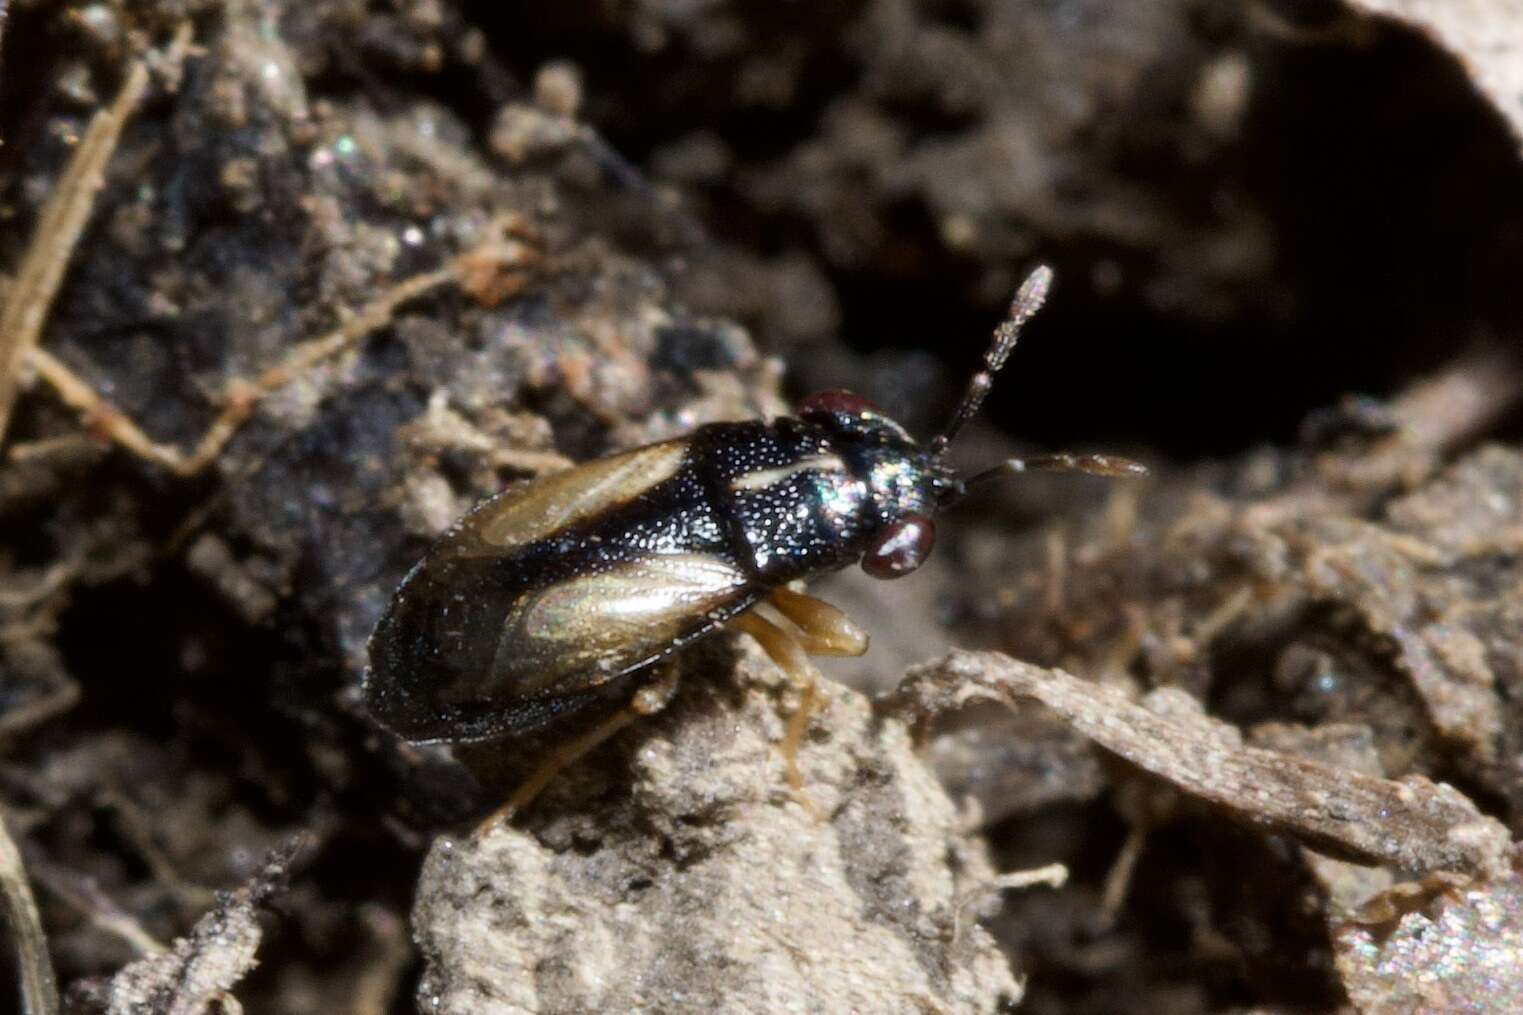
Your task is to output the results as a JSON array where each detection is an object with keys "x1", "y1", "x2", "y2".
[{"x1": 411, "y1": 642, "x2": 1022, "y2": 1014}]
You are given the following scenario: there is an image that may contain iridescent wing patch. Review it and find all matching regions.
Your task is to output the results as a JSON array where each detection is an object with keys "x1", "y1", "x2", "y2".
[
  {"x1": 452, "y1": 440, "x2": 690, "y2": 554},
  {"x1": 487, "y1": 552, "x2": 753, "y2": 696}
]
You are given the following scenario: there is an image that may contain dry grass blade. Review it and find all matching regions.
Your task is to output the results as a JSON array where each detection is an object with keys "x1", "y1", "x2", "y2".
[{"x1": 0, "y1": 812, "x2": 59, "y2": 1015}]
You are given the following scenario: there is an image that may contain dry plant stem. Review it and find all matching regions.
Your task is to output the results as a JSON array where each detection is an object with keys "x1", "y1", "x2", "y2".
[
  {"x1": 486, "y1": 445, "x2": 576, "y2": 475},
  {"x1": 0, "y1": 559, "x2": 75, "y2": 609},
  {"x1": 1042, "y1": 527, "x2": 1067, "y2": 617},
  {"x1": 1388, "y1": 345, "x2": 1523, "y2": 452},
  {"x1": 3, "y1": 433, "x2": 97, "y2": 463},
  {"x1": 953, "y1": 863, "x2": 1069, "y2": 944},
  {"x1": 24, "y1": 214, "x2": 538, "y2": 475},
  {"x1": 0, "y1": 813, "x2": 59, "y2": 1015},
  {"x1": 98, "y1": 785, "x2": 214, "y2": 911},
  {"x1": 29, "y1": 861, "x2": 165, "y2": 958},
  {"x1": 895, "y1": 651, "x2": 1512, "y2": 878},
  {"x1": 987, "y1": 863, "x2": 1069, "y2": 892},
  {"x1": 27, "y1": 263, "x2": 458, "y2": 475},
  {"x1": 1098, "y1": 823, "x2": 1148, "y2": 928},
  {"x1": 0, "y1": 677, "x2": 79, "y2": 740},
  {"x1": 0, "y1": 24, "x2": 192, "y2": 447},
  {"x1": 0, "y1": 561, "x2": 80, "y2": 740}
]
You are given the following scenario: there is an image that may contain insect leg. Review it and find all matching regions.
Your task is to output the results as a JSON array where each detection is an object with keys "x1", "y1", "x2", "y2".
[
  {"x1": 766, "y1": 588, "x2": 869, "y2": 657},
  {"x1": 473, "y1": 666, "x2": 680, "y2": 835},
  {"x1": 729, "y1": 610, "x2": 821, "y2": 800}
]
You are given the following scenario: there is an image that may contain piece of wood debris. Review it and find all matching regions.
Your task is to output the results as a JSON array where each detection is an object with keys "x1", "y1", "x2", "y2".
[{"x1": 893, "y1": 650, "x2": 1512, "y2": 878}]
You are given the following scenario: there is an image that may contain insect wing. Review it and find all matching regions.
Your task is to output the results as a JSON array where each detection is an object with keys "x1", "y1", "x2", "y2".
[
  {"x1": 449, "y1": 439, "x2": 690, "y2": 555},
  {"x1": 366, "y1": 435, "x2": 760, "y2": 742},
  {"x1": 487, "y1": 552, "x2": 752, "y2": 697}
]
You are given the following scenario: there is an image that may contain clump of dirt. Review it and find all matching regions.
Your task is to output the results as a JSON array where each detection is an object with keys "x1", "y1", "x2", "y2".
[{"x1": 415, "y1": 642, "x2": 1021, "y2": 1014}]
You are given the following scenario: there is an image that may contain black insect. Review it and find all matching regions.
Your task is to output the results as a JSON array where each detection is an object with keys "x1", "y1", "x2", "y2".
[{"x1": 364, "y1": 266, "x2": 1143, "y2": 821}]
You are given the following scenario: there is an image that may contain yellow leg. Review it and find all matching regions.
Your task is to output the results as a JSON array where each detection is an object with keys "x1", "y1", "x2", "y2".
[
  {"x1": 729, "y1": 611, "x2": 822, "y2": 803},
  {"x1": 473, "y1": 667, "x2": 679, "y2": 835},
  {"x1": 767, "y1": 588, "x2": 869, "y2": 657}
]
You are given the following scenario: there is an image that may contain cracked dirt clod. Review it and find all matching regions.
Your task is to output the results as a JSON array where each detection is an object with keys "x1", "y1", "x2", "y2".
[{"x1": 412, "y1": 642, "x2": 1021, "y2": 1014}]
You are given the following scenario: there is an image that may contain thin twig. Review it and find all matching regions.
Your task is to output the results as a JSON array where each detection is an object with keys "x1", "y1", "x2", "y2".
[
  {"x1": 0, "y1": 677, "x2": 79, "y2": 741},
  {"x1": 28, "y1": 861, "x2": 165, "y2": 958},
  {"x1": 26, "y1": 266, "x2": 455, "y2": 474},
  {"x1": 0, "y1": 25, "x2": 192, "y2": 445},
  {"x1": 952, "y1": 862, "x2": 1068, "y2": 943},
  {"x1": 1098, "y1": 824, "x2": 1147, "y2": 928},
  {"x1": 27, "y1": 228, "x2": 532, "y2": 476}
]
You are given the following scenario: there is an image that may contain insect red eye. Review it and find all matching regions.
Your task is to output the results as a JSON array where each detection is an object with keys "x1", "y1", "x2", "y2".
[
  {"x1": 862, "y1": 514, "x2": 935, "y2": 580},
  {"x1": 799, "y1": 389, "x2": 878, "y2": 418}
]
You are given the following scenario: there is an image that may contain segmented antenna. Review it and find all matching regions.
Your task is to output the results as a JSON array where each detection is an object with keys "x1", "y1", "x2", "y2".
[
  {"x1": 964, "y1": 452, "x2": 1149, "y2": 488},
  {"x1": 930, "y1": 264, "x2": 1053, "y2": 458}
]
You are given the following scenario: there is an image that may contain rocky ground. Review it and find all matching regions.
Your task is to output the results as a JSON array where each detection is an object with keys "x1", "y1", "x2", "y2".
[{"x1": 1, "y1": 1, "x2": 1521, "y2": 1012}]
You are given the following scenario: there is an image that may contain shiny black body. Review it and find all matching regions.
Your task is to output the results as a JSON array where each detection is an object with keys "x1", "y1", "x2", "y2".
[{"x1": 365, "y1": 407, "x2": 957, "y2": 743}]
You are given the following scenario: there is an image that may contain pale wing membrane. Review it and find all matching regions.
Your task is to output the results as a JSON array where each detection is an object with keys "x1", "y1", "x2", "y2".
[
  {"x1": 459, "y1": 440, "x2": 689, "y2": 553},
  {"x1": 489, "y1": 553, "x2": 750, "y2": 696}
]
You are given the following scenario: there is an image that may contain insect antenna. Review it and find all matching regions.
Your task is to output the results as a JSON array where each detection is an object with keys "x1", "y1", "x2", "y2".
[
  {"x1": 964, "y1": 452, "x2": 1149, "y2": 488},
  {"x1": 931, "y1": 264, "x2": 1149, "y2": 494},
  {"x1": 929, "y1": 264, "x2": 1053, "y2": 458}
]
